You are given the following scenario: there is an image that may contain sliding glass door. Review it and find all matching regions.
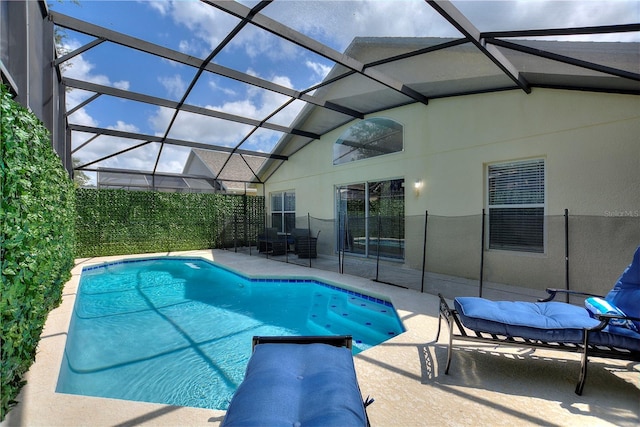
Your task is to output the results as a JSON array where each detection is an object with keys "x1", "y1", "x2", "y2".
[{"x1": 336, "y1": 178, "x2": 404, "y2": 259}]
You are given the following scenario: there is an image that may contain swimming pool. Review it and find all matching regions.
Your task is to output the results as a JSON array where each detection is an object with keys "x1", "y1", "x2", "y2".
[{"x1": 56, "y1": 257, "x2": 404, "y2": 410}]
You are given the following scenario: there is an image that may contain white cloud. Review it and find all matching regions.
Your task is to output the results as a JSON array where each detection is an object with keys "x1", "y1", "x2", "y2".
[
  {"x1": 216, "y1": 0, "x2": 640, "y2": 51},
  {"x1": 97, "y1": 142, "x2": 158, "y2": 170},
  {"x1": 155, "y1": 145, "x2": 192, "y2": 173},
  {"x1": 61, "y1": 40, "x2": 152, "y2": 173},
  {"x1": 242, "y1": 127, "x2": 283, "y2": 153},
  {"x1": 266, "y1": 99, "x2": 307, "y2": 128},
  {"x1": 150, "y1": 107, "x2": 252, "y2": 146},
  {"x1": 63, "y1": 58, "x2": 108, "y2": 86},
  {"x1": 146, "y1": 106, "x2": 174, "y2": 133},
  {"x1": 113, "y1": 80, "x2": 130, "y2": 90},
  {"x1": 305, "y1": 60, "x2": 332, "y2": 80},
  {"x1": 148, "y1": 70, "x2": 298, "y2": 151},
  {"x1": 108, "y1": 121, "x2": 139, "y2": 133},
  {"x1": 146, "y1": 0, "x2": 238, "y2": 52},
  {"x1": 209, "y1": 80, "x2": 237, "y2": 97},
  {"x1": 74, "y1": 135, "x2": 152, "y2": 169},
  {"x1": 62, "y1": 41, "x2": 130, "y2": 87},
  {"x1": 159, "y1": 74, "x2": 187, "y2": 99},
  {"x1": 145, "y1": 1, "x2": 169, "y2": 16},
  {"x1": 68, "y1": 106, "x2": 146, "y2": 171},
  {"x1": 62, "y1": 40, "x2": 132, "y2": 125},
  {"x1": 178, "y1": 39, "x2": 194, "y2": 55},
  {"x1": 66, "y1": 91, "x2": 98, "y2": 127},
  {"x1": 454, "y1": 1, "x2": 640, "y2": 41},
  {"x1": 232, "y1": 25, "x2": 302, "y2": 61},
  {"x1": 270, "y1": 74, "x2": 294, "y2": 90},
  {"x1": 260, "y1": 0, "x2": 453, "y2": 51},
  {"x1": 225, "y1": 73, "x2": 293, "y2": 118}
]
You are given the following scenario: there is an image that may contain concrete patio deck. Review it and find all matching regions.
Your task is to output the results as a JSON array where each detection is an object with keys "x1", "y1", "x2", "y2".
[{"x1": 2, "y1": 249, "x2": 638, "y2": 426}]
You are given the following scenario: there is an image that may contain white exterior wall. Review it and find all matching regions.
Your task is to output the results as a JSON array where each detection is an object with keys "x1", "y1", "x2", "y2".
[{"x1": 265, "y1": 89, "x2": 640, "y2": 294}]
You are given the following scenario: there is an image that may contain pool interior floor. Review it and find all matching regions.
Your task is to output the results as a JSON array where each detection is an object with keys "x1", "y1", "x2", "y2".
[{"x1": 2, "y1": 249, "x2": 639, "y2": 427}]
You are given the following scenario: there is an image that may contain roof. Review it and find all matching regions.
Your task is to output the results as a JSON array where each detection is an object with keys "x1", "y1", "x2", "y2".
[
  {"x1": 50, "y1": 1, "x2": 639, "y2": 187},
  {"x1": 183, "y1": 148, "x2": 265, "y2": 193},
  {"x1": 259, "y1": 35, "x2": 638, "y2": 178}
]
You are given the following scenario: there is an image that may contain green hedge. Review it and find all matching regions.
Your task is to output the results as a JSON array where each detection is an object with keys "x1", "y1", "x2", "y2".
[
  {"x1": 75, "y1": 189, "x2": 265, "y2": 257},
  {"x1": 1, "y1": 85, "x2": 76, "y2": 420}
]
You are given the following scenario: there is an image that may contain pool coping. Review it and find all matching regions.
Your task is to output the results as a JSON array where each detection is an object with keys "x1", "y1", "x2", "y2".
[{"x1": 81, "y1": 255, "x2": 398, "y2": 308}]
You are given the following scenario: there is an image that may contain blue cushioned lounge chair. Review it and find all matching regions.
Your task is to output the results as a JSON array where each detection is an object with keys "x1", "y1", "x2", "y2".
[
  {"x1": 222, "y1": 335, "x2": 371, "y2": 427},
  {"x1": 437, "y1": 245, "x2": 640, "y2": 395}
]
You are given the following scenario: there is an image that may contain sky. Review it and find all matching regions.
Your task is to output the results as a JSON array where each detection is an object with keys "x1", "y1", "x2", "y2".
[{"x1": 51, "y1": 0, "x2": 640, "y2": 183}]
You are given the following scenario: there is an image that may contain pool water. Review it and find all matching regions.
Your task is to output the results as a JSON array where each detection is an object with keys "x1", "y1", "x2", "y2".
[{"x1": 56, "y1": 257, "x2": 404, "y2": 410}]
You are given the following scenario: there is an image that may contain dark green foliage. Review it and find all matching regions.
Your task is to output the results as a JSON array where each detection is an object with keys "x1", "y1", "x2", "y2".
[
  {"x1": 74, "y1": 189, "x2": 265, "y2": 257},
  {"x1": 1, "y1": 85, "x2": 76, "y2": 420}
]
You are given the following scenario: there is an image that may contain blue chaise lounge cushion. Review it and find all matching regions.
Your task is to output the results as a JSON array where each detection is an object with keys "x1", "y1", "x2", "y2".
[
  {"x1": 222, "y1": 343, "x2": 367, "y2": 427},
  {"x1": 589, "y1": 324, "x2": 640, "y2": 351},
  {"x1": 454, "y1": 298, "x2": 601, "y2": 343},
  {"x1": 605, "y1": 245, "x2": 640, "y2": 332},
  {"x1": 454, "y1": 297, "x2": 640, "y2": 352}
]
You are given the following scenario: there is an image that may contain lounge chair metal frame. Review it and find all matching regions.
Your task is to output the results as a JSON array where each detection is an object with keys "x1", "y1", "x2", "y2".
[
  {"x1": 436, "y1": 289, "x2": 640, "y2": 395},
  {"x1": 252, "y1": 334, "x2": 352, "y2": 350}
]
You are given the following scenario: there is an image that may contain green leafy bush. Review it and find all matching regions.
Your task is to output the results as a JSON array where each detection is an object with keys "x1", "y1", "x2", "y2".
[
  {"x1": 0, "y1": 85, "x2": 76, "y2": 420},
  {"x1": 75, "y1": 189, "x2": 264, "y2": 257}
]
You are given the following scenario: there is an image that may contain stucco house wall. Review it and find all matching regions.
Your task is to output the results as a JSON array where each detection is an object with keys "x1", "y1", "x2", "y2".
[{"x1": 264, "y1": 88, "x2": 640, "y2": 295}]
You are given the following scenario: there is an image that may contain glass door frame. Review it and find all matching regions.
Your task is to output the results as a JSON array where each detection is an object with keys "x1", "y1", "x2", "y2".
[{"x1": 335, "y1": 178, "x2": 405, "y2": 259}]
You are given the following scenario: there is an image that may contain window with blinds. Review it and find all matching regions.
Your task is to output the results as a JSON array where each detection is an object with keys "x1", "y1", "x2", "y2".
[
  {"x1": 487, "y1": 159, "x2": 545, "y2": 253},
  {"x1": 271, "y1": 191, "x2": 295, "y2": 233}
]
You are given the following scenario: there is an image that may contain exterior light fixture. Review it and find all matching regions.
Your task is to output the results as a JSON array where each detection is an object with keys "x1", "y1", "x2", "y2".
[{"x1": 414, "y1": 179, "x2": 423, "y2": 196}]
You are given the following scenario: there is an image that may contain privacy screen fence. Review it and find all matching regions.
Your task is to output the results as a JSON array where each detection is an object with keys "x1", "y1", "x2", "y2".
[
  {"x1": 75, "y1": 189, "x2": 264, "y2": 257},
  {"x1": 224, "y1": 212, "x2": 639, "y2": 299},
  {"x1": 76, "y1": 189, "x2": 638, "y2": 298}
]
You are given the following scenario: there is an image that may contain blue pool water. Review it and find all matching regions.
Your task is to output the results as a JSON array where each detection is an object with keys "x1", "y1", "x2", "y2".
[{"x1": 56, "y1": 257, "x2": 404, "y2": 410}]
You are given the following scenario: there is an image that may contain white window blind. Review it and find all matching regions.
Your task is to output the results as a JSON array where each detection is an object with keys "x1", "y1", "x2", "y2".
[{"x1": 488, "y1": 159, "x2": 545, "y2": 253}]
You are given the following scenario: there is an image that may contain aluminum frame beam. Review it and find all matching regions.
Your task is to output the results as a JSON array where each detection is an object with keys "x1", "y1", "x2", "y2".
[
  {"x1": 90, "y1": 167, "x2": 262, "y2": 186},
  {"x1": 54, "y1": 37, "x2": 105, "y2": 67},
  {"x1": 49, "y1": 11, "x2": 364, "y2": 120},
  {"x1": 90, "y1": 167, "x2": 233, "y2": 189},
  {"x1": 365, "y1": 38, "x2": 469, "y2": 68},
  {"x1": 487, "y1": 39, "x2": 640, "y2": 82},
  {"x1": 62, "y1": 78, "x2": 316, "y2": 139},
  {"x1": 86, "y1": 167, "x2": 226, "y2": 183},
  {"x1": 203, "y1": 0, "x2": 430, "y2": 105},
  {"x1": 426, "y1": 0, "x2": 531, "y2": 94},
  {"x1": 68, "y1": 124, "x2": 289, "y2": 161},
  {"x1": 51, "y1": 2, "x2": 639, "y2": 186},
  {"x1": 482, "y1": 23, "x2": 640, "y2": 39}
]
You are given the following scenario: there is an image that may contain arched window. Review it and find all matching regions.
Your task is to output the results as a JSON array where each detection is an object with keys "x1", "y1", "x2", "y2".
[{"x1": 333, "y1": 118, "x2": 403, "y2": 165}]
